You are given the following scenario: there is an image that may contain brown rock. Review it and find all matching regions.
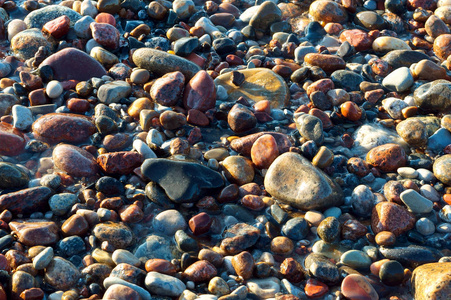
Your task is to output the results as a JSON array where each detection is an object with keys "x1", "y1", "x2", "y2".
[
  {"x1": 306, "y1": 79, "x2": 335, "y2": 97},
  {"x1": 251, "y1": 134, "x2": 279, "y2": 169},
  {"x1": 61, "y1": 214, "x2": 89, "y2": 236},
  {"x1": 222, "y1": 156, "x2": 254, "y2": 185},
  {"x1": 103, "y1": 133, "x2": 131, "y2": 151},
  {"x1": 339, "y1": 29, "x2": 372, "y2": 52},
  {"x1": 97, "y1": 151, "x2": 143, "y2": 175},
  {"x1": 159, "y1": 110, "x2": 187, "y2": 130},
  {"x1": 341, "y1": 219, "x2": 367, "y2": 240},
  {"x1": 119, "y1": 203, "x2": 144, "y2": 223},
  {"x1": 42, "y1": 15, "x2": 70, "y2": 39},
  {"x1": 67, "y1": 98, "x2": 90, "y2": 113},
  {"x1": 341, "y1": 101, "x2": 362, "y2": 121},
  {"x1": 19, "y1": 288, "x2": 44, "y2": 300},
  {"x1": 82, "y1": 263, "x2": 113, "y2": 285},
  {"x1": 375, "y1": 231, "x2": 396, "y2": 246},
  {"x1": 183, "y1": 70, "x2": 216, "y2": 112},
  {"x1": 371, "y1": 201, "x2": 415, "y2": 236},
  {"x1": 189, "y1": 212, "x2": 212, "y2": 235},
  {"x1": 198, "y1": 249, "x2": 224, "y2": 267},
  {"x1": 220, "y1": 223, "x2": 260, "y2": 254},
  {"x1": 32, "y1": 113, "x2": 96, "y2": 144},
  {"x1": 183, "y1": 260, "x2": 217, "y2": 283},
  {"x1": 128, "y1": 97, "x2": 153, "y2": 119},
  {"x1": 270, "y1": 236, "x2": 294, "y2": 254},
  {"x1": 103, "y1": 284, "x2": 141, "y2": 300},
  {"x1": 309, "y1": 0, "x2": 348, "y2": 24},
  {"x1": 0, "y1": 122, "x2": 26, "y2": 156},
  {"x1": 145, "y1": 259, "x2": 177, "y2": 275},
  {"x1": 425, "y1": 15, "x2": 449, "y2": 39},
  {"x1": 433, "y1": 34, "x2": 451, "y2": 60},
  {"x1": 9, "y1": 219, "x2": 59, "y2": 246},
  {"x1": 383, "y1": 180, "x2": 405, "y2": 204},
  {"x1": 280, "y1": 258, "x2": 304, "y2": 283},
  {"x1": 411, "y1": 262, "x2": 451, "y2": 300},
  {"x1": 230, "y1": 132, "x2": 292, "y2": 156},
  {"x1": 150, "y1": 72, "x2": 185, "y2": 107},
  {"x1": 110, "y1": 263, "x2": 146, "y2": 285},
  {"x1": 0, "y1": 187, "x2": 53, "y2": 215},
  {"x1": 90, "y1": 22, "x2": 120, "y2": 49},
  {"x1": 228, "y1": 103, "x2": 256, "y2": 133},
  {"x1": 366, "y1": 143, "x2": 407, "y2": 172},
  {"x1": 187, "y1": 109, "x2": 209, "y2": 126},
  {"x1": 53, "y1": 144, "x2": 98, "y2": 177},
  {"x1": 93, "y1": 222, "x2": 133, "y2": 249},
  {"x1": 45, "y1": 257, "x2": 81, "y2": 290},
  {"x1": 304, "y1": 53, "x2": 346, "y2": 73},
  {"x1": 231, "y1": 251, "x2": 254, "y2": 280}
]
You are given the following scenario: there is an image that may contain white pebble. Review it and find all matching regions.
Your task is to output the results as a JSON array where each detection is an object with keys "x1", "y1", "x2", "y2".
[
  {"x1": 397, "y1": 167, "x2": 418, "y2": 179},
  {"x1": 46, "y1": 80, "x2": 63, "y2": 98}
]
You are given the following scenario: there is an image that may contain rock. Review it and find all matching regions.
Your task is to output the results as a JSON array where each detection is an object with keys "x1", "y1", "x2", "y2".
[
  {"x1": 53, "y1": 144, "x2": 98, "y2": 177},
  {"x1": 341, "y1": 274, "x2": 379, "y2": 300},
  {"x1": 134, "y1": 234, "x2": 178, "y2": 261},
  {"x1": 39, "y1": 48, "x2": 107, "y2": 81},
  {"x1": 400, "y1": 189, "x2": 433, "y2": 214},
  {"x1": 98, "y1": 0, "x2": 121, "y2": 14},
  {"x1": 433, "y1": 154, "x2": 451, "y2": 185},
  {"x1": 153, "y1": 209, "x2": 187, "y2": 235},
  {"x1": 0, "y1": 122, "x2": 26, "y2": 156},
  {"x1": 339, "y1": 29, "x2": 372, "y2": 52},
  {"x1": 413, "y1": 59, "x2": 448, "y2": 81},
  {"x1": 382, "y1": 67, "x2": 414, "y2": 92},
  {"x1": 371, "y1": 201, "x2": 415, "y2": 236},
  {"x1": 304, "y1": 53, "x2": 346, "y2": 73},
  {"x1": 264, "y1": 152, "x2": 343, "y2": 211},
  {"x1": 382, "y1": 50, "x2": 431, "y2": 69},
  {"x1": 42, "y1": 15, "x2": 70, "y2": 39},
  {"x1": 330, "y1": 70, "x2": 363, "y2": 92},
  {"x1": 103, "y1": 277, "x2": 152, "y2": 300},
  {"x1": 24, "y1": 5, "x2": 82, "y2": 29},
  {"x1": 9, "y1": 219, "x2": 59, "y2": 246},
  {"x1": 414, "y1": 80, "x2": 451, "y2": 113},
  {"x1": 222, "y1": 155, "x2": 255, "y2": 185},
  {"x1": 97, "y1": 151, "x2": 143, "y2": 175},
  {"x1": 97, "y1": 81, "x2": 132, "y2": 104},
  {"x1": 133, "y1": 48, "x2": 201, "y2": 80},
  {"x1": 183, "y1": 70, "x2": 216, "y2": 112},
  {"x1": 220, "y1": 223, "x2": 260, "y2": 254},
  {"x1": 61, "y1": 214, "x2": 89, "y2": 236},
  {"x1": 411, "y1": 262, "x2": 451, "y2": 300},
  {"x1": 49, "y1": 193, "x2": 78, "y2": 216},
  {"x1": 373, "y1": 36, "x2": 411, "y2": 52},
  {"x1": 90, "y1": 47, "x2": 119, "y2": 67},
  {"x1": 32, "y1": 247, "x2": 53, "y2": 270},
  {"x1": 150, "y1": 71, "x2": 185, "y2": 107},
  {"x1": 11, "y1": 271, "x2": 37, "y2": 300},
  {"x1": 340, "y1": 250, "x2": 372, "y2": 270},
  {"x1": 379, "y1": 245, "x2": 442, "y2": 268},
  {"x1": 251, "y1": 134, "x2": 279, "y2": 169},
  {"x1": 103, "y1": 284, "x2": 141, "y2": 300},
  {"x1": 433, "y1": 34, "x2": 451, "y2": 60},
  {"x1": 355, "y1": 11, "x2": 387, "y2": 30},
  {"x1": 141, "y1": 158, "x2": 224, "y2": 203},
  {"x1": 0, "y1": 93, "x2": 19, "y2": 117},
  {"x1": 11, "y1": 29, "x2": 52, "y2": 61},
  {"x1": 93, "y1": 222, "x2": 133, "y2": 249},
  {"x1": 396, "y1": 118, "x2": 428, "y2": 147},
  {"x1": 90, "y1": 22, "x2": 120, "y2": 49},
  {"x1": 183, "y1": 260, "x2": 217, "y2": 283},
  {"x1": 0, "y1": 187, "x2": 53, "y2": 215},
  {"x1": 249, "y1": 1, "x2": 282, "y2": 32},
  {"x1": 246, "y1": 277, "x2": 280, "y2": 299},
  {"x1": 230, "y1": 132, "x2": 292, "y2": 156},
  {"x1": 317, "y1": 217, "x2": 340, "y2": 243},
  {"x1": 214, "y1": 68, "x2": 289, "y2": 108},
  {"x1": 227, "y1": 103, "x2": 257, "y2": 133},
  {"x1": 145, "y1": 259, "x2": 177, "y2": 275},
  {"x1": 232, "y1": 251, "x2": 254, "y2": 280},
  {"x1": 304, "y1": 253, "x2": 340, "y2": 284},
  {"x1": 366, "y1": 143, "x2": 407, "y2": 172},
  {"x1": 208, "y1": 277, "x2": 230, "y2": 296},
  {"x1": 309, "y1": 0, "x2": 348, "y2": 24},
  {"x1": 0, "y1": 162, "x2": 29, "y2": 189},
  {"x1": 45, "y1": 257, "x2": 81, "y2": 290},
  {"x1": 295, "y1": 113, "x2": 324, "y2": 145},
  {"x1": 145, "y1": 272, "x2": 186, "y2": 297}
]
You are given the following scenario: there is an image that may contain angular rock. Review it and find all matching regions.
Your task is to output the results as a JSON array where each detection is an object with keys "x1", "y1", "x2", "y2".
[
  {"x1": 97, "y1": 81, "x2": 132, "y2": 104},
  {"x1": 371, "y1": 202, "x2": 415, "y2": 236},
  {"x1": 53, "y1": 144, "x2": 98, "y2": 177},
  {"x1": 9, "y1": 219, "x2": 59, "y2": 246},
  {"x1": 0, "y1": 187, "x2": 53, "y2": 215}
]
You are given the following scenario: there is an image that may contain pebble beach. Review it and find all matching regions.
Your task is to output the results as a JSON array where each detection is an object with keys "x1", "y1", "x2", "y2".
[{"x1": 0, "y1": 0, "x2": 451, "y2": 299}]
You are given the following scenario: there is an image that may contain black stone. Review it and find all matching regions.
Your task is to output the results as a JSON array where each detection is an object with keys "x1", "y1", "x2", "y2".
[{"x1": 379, "y1": 245, "x2": 443, "y2": 268}]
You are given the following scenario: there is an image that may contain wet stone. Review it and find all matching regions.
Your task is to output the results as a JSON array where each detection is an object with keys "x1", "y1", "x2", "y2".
[
  {"x1": 9, "y1": 219, "x2": 59, "y2": 246},
  {"x1": 93, "y1": 222, "x2": 133, "y2": 249}
]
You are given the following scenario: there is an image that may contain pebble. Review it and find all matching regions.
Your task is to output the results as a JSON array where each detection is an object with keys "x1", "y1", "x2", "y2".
[{"x1": 145, "y1": 272, "x2": 186, "y2": 297}]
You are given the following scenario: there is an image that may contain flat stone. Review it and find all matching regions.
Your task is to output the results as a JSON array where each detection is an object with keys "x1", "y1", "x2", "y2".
[
  {"x1": 53, "y1": 144, "x2": 98, "y2": 177},
  {"x1": 133, "y1": 48, "x2": 201, "y2": 80},
  {"x1": 382, "y1": 50, "x2": 431, "y2": 69},
  {"x1": 382, "y1": 67, "x2": 414, "y2": 92},
  {"x1": 93, "y1": 222, "x2": 133, "y2": 249},
  {"x1": 0, "y1": 187, "x2": 53, "y2": 215},
  {"x1": 97, "y1": 81, "x2": 132, "y2": 104},
  {"x1": 45, "y1": 257, "x2": 81, "y2": 290},
  {"x1": 144, "y1": 272, "x2": 186, "y2": 297},
  {"x1": 411, "y1": 262, "x2": 451, "y2": 300},
  {"x1": 24, "y1": 5, "x2": 81, "y2": 29},
  {"x1": 304, "y1": 253, "x2": 340, "y2": 284},
  {"x1": 264, "y1": 152, "x2": 343, "y2": 211},
  {"x1": 39, "y1": 47, "x2": 107, "y2": 81},
  {"x1": 9, "y1": 219, "x2": 59, "y2": 246},
  {"x1": 141, "y1": 158, "x2": 224, "y2": 203},
  {"x1": 400, "y1": 189, "x2": 433, "y2": 214},
  {"x1": 341, "y1": 274, "x2": 379, "y2": 300},
  {"x1": 379, "y1": 245, "x2": 443, "y2": 268},
  {"x1": 214, "y1": 68, "x2": 289, "y2": 108},
  {"x1": 220, "y1": 223, "x2": 260, "y2": 254}
]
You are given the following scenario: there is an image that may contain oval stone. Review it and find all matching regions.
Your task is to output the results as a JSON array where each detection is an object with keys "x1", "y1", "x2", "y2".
[{"x1": 53, "y1": 144, "x2": 98, "y2": 177}]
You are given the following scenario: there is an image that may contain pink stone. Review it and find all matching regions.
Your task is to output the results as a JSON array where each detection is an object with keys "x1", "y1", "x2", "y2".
[{"x1": 183, "y1": 70, "x2": 216, "y2": 112}]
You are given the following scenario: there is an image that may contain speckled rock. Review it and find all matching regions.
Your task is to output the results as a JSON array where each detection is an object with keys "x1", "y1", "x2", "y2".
[
  {"x1": 371, "y1": 201, "x2": 415, "y2": 236},
  {"x1": 366, "y1": 143, "x2": 407, "y2": 172},
  {"x1": 411, "y1": 262, "x2": 451, "y2": 300},
  {"x1": 45, "y1": 257, "x2": 81, "y2": 290},
  {"x1": 414, "y1": 80, "x2": 451, "y2": 113},
  {"x1": 433, "y1": 154, "x2": 451, "y2": 185},
  {"x1": 24, "y1": 5, "x2": 82, "y2": 29},
  {"x1": 11, "y1": 29, "x2": 52, "y2": 61},
  {"x1": 53, "y1": 144, "x2": 98, "y2": 177}
]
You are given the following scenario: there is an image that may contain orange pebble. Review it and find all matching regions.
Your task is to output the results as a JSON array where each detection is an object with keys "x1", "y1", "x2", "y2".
[
  {"x1": 95, "y1": 12, "x2": 116, "y2": 26},
  {"x1": 444, "y1": 194, "x2": 451, "y2": 205},
  {"x1": 254, "y1": 100, "x2": 271, "y2": 113}
]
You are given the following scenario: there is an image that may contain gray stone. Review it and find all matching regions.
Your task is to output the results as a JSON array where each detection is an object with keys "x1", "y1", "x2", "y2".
[
  {"x1": 264, "y1": 152, "x2": 343, "y2": 211},
  {"x1": 330, "y1": 70, "x2": 364, "y2": 92},
  {"x1": 295, "y1": 113, "x2": 324, "y2": 145},
  {"x1": 134, "y1": 234, "x2": 181, "y2": 261},
  {"x1": 74, "y1": 16, "x2": 95, "y2": 38},
  {"x1": 382, "y1": 50, "x2": 431, "y2": 69},
  {"x1": 132, "y1": 48, "x2": 201, "y2": 80},
  {"x1": 433, "y1": 154, "x2": 451, "y2": 185},
  {"x1": 340, "y1": 250, "x2": 372, "y2": 270},
  {"x1": 428, "y1": 128, "x2": 451, "y2": 152},
  {"x1": 414, "y1": 80, "x2": 451, "y2": 113},
  {"x1": 33, "y1": 246, "x2": 54, "y2": 270},
  {"x1": 0, "y1": 93, "x2": 19, "y2": 117},
  {"x1": 0, "y1": 162, "x2": 29, "y2": 189},
  {"x1": 97, "y1": 81, "x2": 131, "y2": 104},
  {"x1": 382, "y1": 67, "x2": 414, "y2": 92},
  {"x1": 145, "y1": 272, "x2": 186, "y2": 297},
  {"x1": 415, "y1": 217, "x2": 435, "y2": 236},
  {"x1": 49, "y1": 193, "x2": 78, "y2": 216},
  {"x1": 153, "y1": 209, "x2": 187, "y2": 235},
  {"x1": 304, "y1": 253, "x2": 340, "y2": 284},
  {"x1": 400, "y1": 189, "x2": 433, "y2": 214},
  {"x1": 24, "y1": 5, "x2": 82, "y2": 29},
  {"x1": 141, "y1": 158, "x2": 224, "y2": 203},
  {"x1": 45, "y1": 257, "x2": 81, "y2": 290},
  {"x1": 379, "y1": 245, "x2": 443, "y2": 268}
]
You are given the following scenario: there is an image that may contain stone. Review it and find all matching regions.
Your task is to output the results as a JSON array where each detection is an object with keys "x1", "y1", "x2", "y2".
[
  {"x1": 304, "y1": 278, "x2": 329, "y2": 298},
  {"x1": 309, "y1": 0, "x2": 348, "y2": 24},
  {"x1": 133, "y1": 48, "x2": 201, "y2": 80},
  {"x1": 103, "y1": 277, "x2": 152, "y2": 300},
  {"x1": 295, "y1": 113, "x2": 324, "y2": 145},
  {"x1": 150, "y1": 71, "x2": 185, "y2": 107},
  {"x1": 251, "y1": 134, "x2": 279, "y2": 169},
  {"x1": 208, "y1": 277, "x2": 230, "y2": 296},
  {"x1": 339, "y1": 29, "x2": 372, "y2": 52},
  {"x1": 49, "y1": 193, "x2": 78, "y2": 216},
  {"x1": 61, "y1": 214, "x2": 89, "y2": 236},
  {"x1": 340, "y1": 250, "x2": 372, "y2": 270},
  {"x1": 0, "y1": 162, "x2": 29, "y2": 189},
  {"x1": 379, "y1": 260, "x2": 404, "y2": 286},
  {"x1": 304, "y1": 53, "x2": 346, "y2": 73},
  {"x1": 103, "y1": 284, "x2": 141, "y2": 300},
  {"x1": 366, "y1": 143, "x2": 407, "y2": 172},
  {"x1": 97, "y1": 151, "x2": 143, "y2": 175},
  {"x1": 246, "y1": 277, "x2": 280, "y2": 299},
  {"x1": 93, "y1": 222, "x2": 133, "y2": 249},
  {"x1": 230, "y1": 132, "x2": 292, "y2": 157},
  {"x1": 97, "y1": 81, "x2": 132, "y2": 104},
  {"x1": 433, "y1": 34, "x2": 451, "y2": 60},
  {"x1": 183, "y1": 260, "x2": 217, "y2": 283},
  {"x1": 304, "y1": 253, "x2": 340, "y2": 284},
  {"x1": 45, "y1": 257, "x2": 81, "y2": 290},
  {"x1": 221, "y1": 223, "x2": 260, "y2": 254},
  {"x1": 414, "y1": 80, "x2": 451, "y2": 113},
  {"x1": 382, "y1": 67, "x2": 414, "y2": 92},
  {"x1": 411, "y1": 262, "x2": 451, "y2": 300},
  {"x1": 145, "y1": 259, "x2": 177, "y2": 275},
  {"x1": 9, "y1": 219, "x2": 59, "y2": 246},
  {"x1": 42, "y1": 15, "x2": 70, "y2": 39},
  {"x1": 11, "y1": 271, "x2": 37, "y2": 300},
  {"x1": 373, "y1": 36, "x2": 411, "y2": 52},
  {"x1": 25, "y1": 5, "x2": 81, "y2": 29},
  {"x1": 330, "y1": 70, "x2": 364, "y2": 92},
  {"x1": 141, "y1": 158, "x2": 224, "y2": 203},
  {"x1": 227, "y1": 104, "x2": 257, "y2": 133},
  {"x1": 396, "y1": 118, "x2": 428, "y2": 147},
  {"x1": 0, "y1": 187, "x2": 53, "y2": 215},
  {"x1": 0, "y1": 122, "x2": 26, "y2": 156},
  {"x1": 414, "y1": 59, "x2": 448, "y2": 81},
  {"x1": 183, "y1": 70, "x2": 216, "y2": 112},
  {"x1": 371, "y1": 201, "x2": 415, "y2": 236},
  {"x1": 214, "y1": 68, "x2": 289, "y2": 108},
  {"x1": 145, "y1": 272, "x2": 186, "y2": 297},
  {"x1": 249, "y1": 1, "x2": 282, "y2": 31},
  {"x1": 400, "y1": 189, "x2": 433, "y2": 214},
  {"x1": 317, "y1": 217, "x2": 340, "y2": 243},
  {"x1": 341, "y1": 274, "x2": 379, "y2": 300},
  {"x1": 379, "y1": 245, "x2": 442, "y2": 268},
  {"x1": 39, "y1": 48, "x2": 107, "y2": 81},
  {"x1": 90, "y1": 22, "x2": 120, "y2": 49},
  {"x1": 153, "y1": 209, "x2": 187, "y2": 235},
  {"x1": 53, "y1": 144, "x2": 98, "y2": 177},
  {"x1": 433, "y1": 154, "x2": 451, "y2": 185},
  {"x1": 232, "y1": 251, "x2": 254, "y2": 280},
  {"x1": 0, "y1": 93, "x2": 19, "y2": 117},
  {"x1": 222, "y1": 155, "x2": 254, "y2": 186},
  {"x1": 265, "y1": 152, "x2": 343, "y2": 211},
  {"x1": 11, "y1": 29, "x2": 52, "y2": 61},
  {"x1": 32, "y1": 247, "x2": 53, "y2": 270},
  {"x1": 382, "y1": 50, "x2": 431, "y2": 69}
]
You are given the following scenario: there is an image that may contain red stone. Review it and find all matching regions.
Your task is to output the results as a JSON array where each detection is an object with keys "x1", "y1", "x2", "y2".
[
  {"x1": 187, "y1": 127, "x2": 202, "y2": 145},
  {"x1": 306, "y1": 79, "x2": 334, "y2": 97},
  {"x1": 0, "y1": 122, "x2": 26, "y2": 156},
  {"x1": 280, "y1": 258, "x2": 304, "y2": 283},
  {"x1": 90, "y1": 23, "x2": 120, "y2": 49},
  {"x1": 366, "y1": 143, "x2": 407, "y2": 172},
  {"x1": 339, "y1": 29, "x2": 372, "y2": 52},
  {"x1": 9, "y1": 219, "x2": 59, "y2": 246},
  {"x1": 341, "y1": 274, "x2": 379, "y2": 300},
  {"x1": 0, "y1": 254, "x2": 10, "y2": 272},
  {"x1": 0, "y1": 187, "x2": 52, "y2": 215},
  {"x1": 119, "y1": 204, "x2": 144, "y2": 223},
  {"x1": 95, "y1": 12, "x2": 116, "y2": 26},
  {"x1": 150, "y1": 71, "x2": 185, "y2": 107},
  {"x1": 183, "y1": 70, "x2": 216, "y2": 112},
  {"x1": 304, "y1": 279, "x2": 329, "y2": 298},
  {"x1": 145, "y1": 259, "x2": 177, "y2": 275},
  {"x1": 371, "y1": 202, "x2": 415, "y2": 236},
  {"x1": 189, "y1": 212, "x2": 212, "y2": 235},
  {"x1": 53, "y1": 144, "x2": 98, "y2": 177},
  {"x1": 309, "y1": 108, "x2": 333, "y2": 129},
  {"x1": 67, "y1": 98, "x2": 90, "y2": 113},
  {"x1": 97, "y1": 151, "x2": 143, "y2": 175},
  {"x1": 61, "y1": 214, "x2": 89, "y2": 236},
  {"x1": 20, "y1": 71, "x2": 42, "y2": 90},
  {"x1": 241, "y1": 195, "x2": 265, "y2": 211},
  {"x1": 341, "y1": 101, "x2": 362, "y2": 121},
  {"x1": 42, "y1": 15, "x2": 70, "y2": 39},
  {"x1": 187, "y1": 109, "x2": 210, "y2": 126},
  {"x1": 230, "y1": 132, "x2": 292, "y2": 157},
  {"x1": 250, "y1": 134, "x2": 279, "y2": 169},
  {"x1": 32, "y1": 113, "x2": 96, "y2": 144},
  {"x1": 304, "y1": 53, "x2": 346, "y2": 73}
]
